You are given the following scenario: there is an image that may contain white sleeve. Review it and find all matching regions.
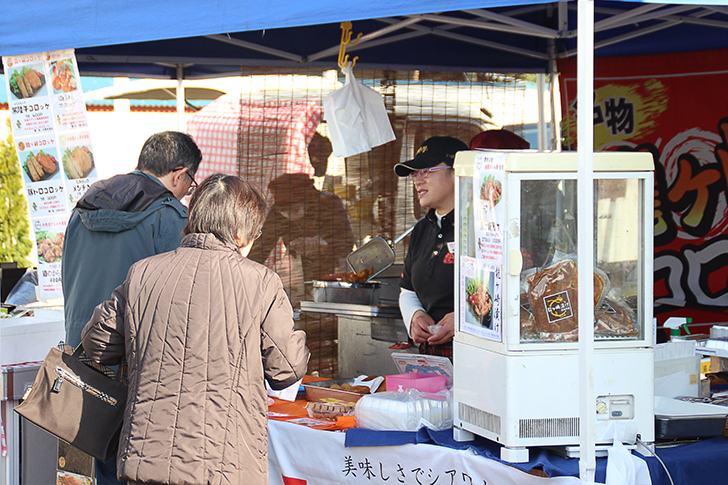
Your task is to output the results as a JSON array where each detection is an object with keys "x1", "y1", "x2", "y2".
[{"x1": 399, "y1": 288, "x2": 426, "y2": 338}]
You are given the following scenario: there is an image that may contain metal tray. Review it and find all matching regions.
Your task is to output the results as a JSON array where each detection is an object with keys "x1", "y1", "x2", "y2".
[
  {"x1": 655, "y1": 415, "x2": 728, "y2": 439},
  {"x1": 346, "y1": 237, "x2": 395, "y2": 280},
  {"x1": 310, "y1": 280, "x2": 381, "y2": 304},
  {"x1": 655, "y1": 396, "x2": 728, "y2": 439},
  {"x1": 303, "y1": 378, "x2": 367, "y2": 403}
]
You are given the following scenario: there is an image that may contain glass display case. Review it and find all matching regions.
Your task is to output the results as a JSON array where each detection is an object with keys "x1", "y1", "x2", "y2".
[{"x1": 452, "y1": 150, "x2": 655, "y2": 462}]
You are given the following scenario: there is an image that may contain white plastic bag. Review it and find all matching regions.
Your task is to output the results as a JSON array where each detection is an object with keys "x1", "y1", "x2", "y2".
[
  {"x1": 604, "y1": 424, "x2": 651, "y2": 485},
  {"x1": 355, "y1": 388, "x2": 452, "y2": 431},
  {"x1": 323, "y1": 66, "x2": 395, "y2": 157}
]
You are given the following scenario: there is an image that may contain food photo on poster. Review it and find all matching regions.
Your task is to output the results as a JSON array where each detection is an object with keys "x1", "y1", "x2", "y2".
[
  {"x1": 35, "y1": 230, "x2": 64, "y2": 264},
  {"x1": 9, "y1": 63, "x2": 46, "y2": 100},
  {"x1": 62, "y1": 145, "x2": 94, "y2": 179},
  {"x1": 51, "y1": 58, "x2": 77, "y2": 93},
  {"x1": 23, "y1": 148, "x2": 59, "y2": 182},
  {"x1": 16, "y1": 135, "x2": 63, "y2": 184},
  {"x1": 479, "y1": 173, "x2": 502, "y2": 211},
  {"x1": 465, "y1": 272, "x2": 493, "y2": 329}
]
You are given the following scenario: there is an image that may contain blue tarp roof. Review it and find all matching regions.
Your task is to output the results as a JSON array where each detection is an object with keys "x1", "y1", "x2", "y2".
[{"x1": 2, "y1": 1, "x2": 728, "y2": 77}]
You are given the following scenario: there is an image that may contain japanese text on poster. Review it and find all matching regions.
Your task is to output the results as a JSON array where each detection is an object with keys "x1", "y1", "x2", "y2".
[
  {"x1": 473, "y1": 152, "x2": 506, "y2": 263},
  {"x1": 3, "y1": 49, "x2": 97, "y2": 299}
]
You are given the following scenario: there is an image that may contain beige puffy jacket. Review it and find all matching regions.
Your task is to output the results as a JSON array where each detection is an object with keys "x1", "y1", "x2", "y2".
[{"x1": 81, "y1": 233, "x2": 309, "y2": 485}]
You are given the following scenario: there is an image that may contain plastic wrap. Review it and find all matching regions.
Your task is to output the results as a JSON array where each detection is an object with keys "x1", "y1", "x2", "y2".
[
  {"x1": 525, "y1": 258, "x2": 609, "y2": 342},
  {"x1": 305, "y1": 401, "x2": 357, "y2": 420},
  {"x1": 595, "y1": 289, "x2": 638, "y2": 338},
  {"x1": 355, "y1": 389, "x2": 452, "y2": 431}
]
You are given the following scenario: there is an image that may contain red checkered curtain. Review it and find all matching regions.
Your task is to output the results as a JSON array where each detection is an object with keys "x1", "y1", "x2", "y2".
[{"x1": 188, "y1": 95, "x2": 322, "y2": 194}]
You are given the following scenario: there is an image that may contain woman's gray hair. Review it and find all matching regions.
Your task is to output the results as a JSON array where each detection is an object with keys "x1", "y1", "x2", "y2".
[{"x1": 184, "y1": 173, "x2": 267, "y2": 248}]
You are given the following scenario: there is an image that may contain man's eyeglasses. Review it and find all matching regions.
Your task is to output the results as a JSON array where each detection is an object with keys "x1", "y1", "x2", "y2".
[
  {"x1": 185, "y1": 170, "x2": 198, "y2": 196},
  {"x1": 406, "y1": 166, "x2": 453, "y2": 181}
]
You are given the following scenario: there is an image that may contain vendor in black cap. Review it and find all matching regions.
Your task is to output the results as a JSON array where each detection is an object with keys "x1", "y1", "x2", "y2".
[{"x1": 395, "y1": 136, "x2": 469, "y2": 358}]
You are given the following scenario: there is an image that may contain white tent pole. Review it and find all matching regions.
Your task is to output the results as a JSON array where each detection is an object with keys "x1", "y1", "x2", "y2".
[
  {"x1": 549, "y1": 71, "x2": 561, "y2": 151},
  {"x1": 577, "y1": 0, "x2": 596, "y2": 483},
  {"x1": 176, "y1": 64, "x2": 185, "y2": 132},
  {"x1": 537, "y1": 73, "x2": 546, "y2": 150}
]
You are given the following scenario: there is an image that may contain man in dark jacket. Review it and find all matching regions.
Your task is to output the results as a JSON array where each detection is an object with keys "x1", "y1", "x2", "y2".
[{"x1": 61, "y1": 130, "x2": 201, "y2": 485}]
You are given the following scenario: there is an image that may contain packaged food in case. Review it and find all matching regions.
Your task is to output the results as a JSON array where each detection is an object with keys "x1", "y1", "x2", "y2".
[
  {"x1": 594, "y1": 289, "x2": 638, "y2": 337},
  {"x1": 526, "y1": 258, "x2": 609, "y2": 341}
]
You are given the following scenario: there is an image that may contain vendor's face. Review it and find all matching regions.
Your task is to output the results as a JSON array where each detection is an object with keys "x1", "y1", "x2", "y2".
[{"x1": 411, "y1": 162, "x2": 455, "y2": 213}]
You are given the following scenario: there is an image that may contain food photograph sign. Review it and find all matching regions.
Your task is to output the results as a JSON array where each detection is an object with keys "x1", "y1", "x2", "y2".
[
  {"x1": 32, "y1": 216, "x2": 67, "y2": 297},
  {"x1": 473, "y1": 152, "x2": 505, "y2": 263},
  {"x1": 3, "y1": 48, "x2": 97, "y2": 299},
  {"x1": 460, "y1": 256, "x2": 502, "y2": 341},
  {"x1": 459, "y1": 152, "x2": 506, "y2": 342}
]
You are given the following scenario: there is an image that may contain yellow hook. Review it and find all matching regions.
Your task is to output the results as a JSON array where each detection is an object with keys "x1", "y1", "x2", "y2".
[{"x1": 338, "y1": 21, "x2": 362, "y2": 69}]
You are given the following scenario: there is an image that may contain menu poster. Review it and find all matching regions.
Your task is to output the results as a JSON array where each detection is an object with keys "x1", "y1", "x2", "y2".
[
  {"x1": 3, "y1": 49, "x2": 97, "y2": 299},
  {"x1": 32, "y1": 216, "x2": 67, "y2": 297},
  {"x1": 4, "y1": 52, "x2": 53, "y2": 136},
  {"x1": 460, "y1": 256, "x2": 502, "y2": 341},
  {"x1": 473, "y1": 152, "x2": 506, "y2": 263},
  {"x1": 46, "y1": 51, "x2": 88, "y2": 132},
  {"x1": 59, "y1": 132, "x2": 96, "y2": 204},
  {"x1": 15, "y1": 135, "x2": 66, "y2": 217}
]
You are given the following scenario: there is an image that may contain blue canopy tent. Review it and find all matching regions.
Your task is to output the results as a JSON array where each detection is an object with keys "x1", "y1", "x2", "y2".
[{"x1": 2, "y1": 1, "x2": 728, "y2": 78}]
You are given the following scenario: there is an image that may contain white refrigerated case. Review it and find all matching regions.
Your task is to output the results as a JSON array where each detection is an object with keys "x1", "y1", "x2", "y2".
[{"x1": 452, "y1": 150, "x2": 655, "y2": 462}]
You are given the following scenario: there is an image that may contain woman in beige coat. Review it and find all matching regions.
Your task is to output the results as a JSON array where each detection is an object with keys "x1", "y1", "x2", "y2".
[{"x1": 82, "y1": 174, "x2": 309, "y2": 485}]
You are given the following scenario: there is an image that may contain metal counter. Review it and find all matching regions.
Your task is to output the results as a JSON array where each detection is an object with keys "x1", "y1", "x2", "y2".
[
  {"x1": 300, "y1": 301, "x2": 402, "y2": 319},
  {"x1": 300, "y1": 301, "x2": 416, "y2": 378}
]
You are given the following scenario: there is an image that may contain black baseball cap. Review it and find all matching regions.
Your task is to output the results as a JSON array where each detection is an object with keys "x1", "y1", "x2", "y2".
[{"x1": 394, "y1": 136, "x2": 469, "y2": 177}]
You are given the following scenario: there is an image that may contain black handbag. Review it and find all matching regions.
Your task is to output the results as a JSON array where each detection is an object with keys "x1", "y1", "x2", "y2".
[{"x1": 14, "y1": 344, "x2": 127, "y2": 462}]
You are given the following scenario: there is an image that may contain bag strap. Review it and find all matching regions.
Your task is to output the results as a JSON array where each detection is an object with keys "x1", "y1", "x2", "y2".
[
  {"x1": 72, "y1": 343, "x2": 125, "y2": 383},
  {"x1": 71, "y1": 344, "x2": 85, "y2": 359}
]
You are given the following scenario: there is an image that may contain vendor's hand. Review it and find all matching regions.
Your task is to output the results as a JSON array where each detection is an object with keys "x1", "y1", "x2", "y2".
[
  {"x1": 410, "y1": 310, "x2": 436, "y2": 344},
  {"x1": 427, "y1": 312, "x2": 454, "y2": 346},
  {"x1": 288, "y1": 236, "x2": 328, "y2": 255}
]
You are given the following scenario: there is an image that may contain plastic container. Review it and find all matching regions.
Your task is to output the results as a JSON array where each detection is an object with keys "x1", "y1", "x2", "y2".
[
  {"x1": 303, "y1": 378, "x2": 368, "y2": 403},
  {"x1": 390, "y1": 352, "x2": 454, "y2": 389},
  {"x1": 355, "y1": 389, "x2": 452, "y2": 431},
  {"x1": 386, "y1": 372, "x2": 446, "y2": 394}
]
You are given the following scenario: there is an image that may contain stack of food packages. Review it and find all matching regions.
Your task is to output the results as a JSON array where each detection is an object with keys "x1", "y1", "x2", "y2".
[
  {"x1": 304, "y1": 378, "x2": 384, "y2": 421},
  {"x1": 304, "y1": 374, "x2": 453, "y2": 431}
]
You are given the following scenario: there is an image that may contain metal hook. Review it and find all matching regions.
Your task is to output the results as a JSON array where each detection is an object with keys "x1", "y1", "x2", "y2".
[{"x1": 338, "y1": 21, "x2": 362, "y2": 69}]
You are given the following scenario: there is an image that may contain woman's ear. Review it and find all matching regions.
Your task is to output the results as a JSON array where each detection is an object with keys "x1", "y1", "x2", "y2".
[
  {"x1": 239, "y1": 241, "x2": 254, "y2": 257},
  {"x1": 235, "y1": 235, "x2": 254, "y2": 257}
]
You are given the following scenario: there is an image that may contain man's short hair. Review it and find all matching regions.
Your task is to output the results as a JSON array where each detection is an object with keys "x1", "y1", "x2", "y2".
[
  {"x1": 136, "y1": 131, "x2": 202, "y2": 177},
  {"x1": 184, "y1": 173, "x2": 267, "y2": 248}
]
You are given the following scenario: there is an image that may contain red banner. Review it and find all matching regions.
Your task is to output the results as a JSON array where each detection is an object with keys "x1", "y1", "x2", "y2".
[{"x1": 559, "y1": 48, "x2": 728, "y2": 325}]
